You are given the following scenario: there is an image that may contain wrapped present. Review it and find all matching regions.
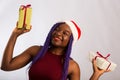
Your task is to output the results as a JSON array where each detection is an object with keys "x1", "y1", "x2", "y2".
[
  {"x1": 89, "y1": 51, "x2": 117, "y2": 71},
  {"x1": 17, "y1": 4, "x2": 32, "y2": 29}
]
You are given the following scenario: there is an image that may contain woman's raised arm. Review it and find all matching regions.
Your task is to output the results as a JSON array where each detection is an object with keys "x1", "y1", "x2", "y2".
[{"x1": 0, "y1": 24, "x2": 36, "y2": 71}]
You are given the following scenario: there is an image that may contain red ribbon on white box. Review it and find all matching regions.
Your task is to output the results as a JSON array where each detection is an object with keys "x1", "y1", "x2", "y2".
[{"x1": 95, "y1": 51, "x2": 111, "y2": 70}]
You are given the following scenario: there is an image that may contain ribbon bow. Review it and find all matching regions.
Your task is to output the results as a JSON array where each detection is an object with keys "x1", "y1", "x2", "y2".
[
  {"x1": 21, "y1": 4, "x2": 31, "y2": 10},
  {"x1": 95, "y1": 51, "x2": 111, "y2": 70},
  {"x1": 96, "y1": 51, "x2": 110, "y2": 60}
]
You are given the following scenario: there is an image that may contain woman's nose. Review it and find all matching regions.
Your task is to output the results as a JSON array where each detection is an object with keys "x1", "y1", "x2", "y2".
[{"x1": 56, "y1": 30, "x2": 62, "y2": 35}]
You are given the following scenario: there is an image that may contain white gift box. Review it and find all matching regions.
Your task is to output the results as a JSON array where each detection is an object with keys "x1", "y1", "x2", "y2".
[{"x1": 89, "y1": 51, "x2": 117, "y2": 71}]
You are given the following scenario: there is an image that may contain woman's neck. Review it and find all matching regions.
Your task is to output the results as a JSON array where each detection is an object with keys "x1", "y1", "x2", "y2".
[{"x1": 48, "y1": 47, "x2": 66, "y2": 55}]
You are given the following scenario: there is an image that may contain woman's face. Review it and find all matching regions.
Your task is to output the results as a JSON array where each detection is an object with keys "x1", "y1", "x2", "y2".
[{"x1": 51, "y1": 23, "x2": 72, "y2": 48}]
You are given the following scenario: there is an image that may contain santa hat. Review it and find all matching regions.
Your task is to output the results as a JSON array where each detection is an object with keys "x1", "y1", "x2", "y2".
[{"x1": 65, "y1": 20, "x2": 81, "y2": 44}]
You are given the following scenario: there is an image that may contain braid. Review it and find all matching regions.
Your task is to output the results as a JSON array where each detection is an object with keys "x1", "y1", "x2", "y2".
[{"x1": 62, "y1": 35, "x2": 73, "y2": 80}]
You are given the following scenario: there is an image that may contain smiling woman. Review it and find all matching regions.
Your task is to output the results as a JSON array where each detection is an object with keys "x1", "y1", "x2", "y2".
[
  {"x1": 1, "y1": 20, "x2": 110, "y2": 80},
  {"x1": 51, "y1": 23, "x2": 72, "y2": 48},
  {"x1": 29, "y1": 21, "x2": 81, "y2": 80}
]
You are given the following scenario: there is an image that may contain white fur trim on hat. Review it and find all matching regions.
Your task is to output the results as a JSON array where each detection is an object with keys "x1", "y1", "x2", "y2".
[{"x1": 65, "y1": 21, "x2": 81, "y2": 44}]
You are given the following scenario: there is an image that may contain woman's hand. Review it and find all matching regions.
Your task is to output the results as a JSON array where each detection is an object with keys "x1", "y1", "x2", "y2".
[
  {"x1": 90, "y1": 59, "x2": 110, "y2": 80},
  {"x1": 12, "y1": 22, "x2": 32, "y2": 37}
]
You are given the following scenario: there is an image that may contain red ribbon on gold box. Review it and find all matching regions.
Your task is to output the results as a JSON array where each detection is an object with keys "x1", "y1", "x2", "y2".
[{"x1": 17, "y1": 4, "x2": 32, "y2": 29}]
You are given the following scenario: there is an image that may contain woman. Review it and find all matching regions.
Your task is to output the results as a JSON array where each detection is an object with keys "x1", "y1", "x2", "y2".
[{"x1": 1, "y1": 20, "x2": 109, "y2": 80}]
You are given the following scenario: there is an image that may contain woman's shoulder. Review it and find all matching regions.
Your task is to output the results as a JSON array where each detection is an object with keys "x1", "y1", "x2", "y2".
[
  {"x1": 27, "y1": 45, "x2": 43, "y2": 58},
  {"x1": 68, "y1": 59, "x2": 80, "y2": 78},
  {"x1": 29, "y1": 45, "x2": 43, "y2": 49},
  {"x1": 69, "y1": 59, "x2": 80, "y2": 68}
]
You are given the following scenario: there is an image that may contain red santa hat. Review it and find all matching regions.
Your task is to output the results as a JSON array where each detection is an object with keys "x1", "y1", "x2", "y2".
[{"x1": 65, "y1": 20, "x2": 81, "y2": 44}]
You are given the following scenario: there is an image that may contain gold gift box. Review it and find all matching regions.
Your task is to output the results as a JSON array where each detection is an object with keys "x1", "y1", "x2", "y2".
[{"x1": 17, "y1": 4, "x2": 32, "y2": 29}]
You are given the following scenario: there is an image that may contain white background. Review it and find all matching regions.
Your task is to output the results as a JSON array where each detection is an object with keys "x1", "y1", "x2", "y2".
[{"x1": 0, "y1": 0, "x2": 120, "y2": 80}]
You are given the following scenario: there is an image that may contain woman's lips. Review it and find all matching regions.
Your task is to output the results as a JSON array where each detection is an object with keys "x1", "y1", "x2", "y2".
[{"x1": 53, "y1": 36, "x2": 62, "y2": 41}]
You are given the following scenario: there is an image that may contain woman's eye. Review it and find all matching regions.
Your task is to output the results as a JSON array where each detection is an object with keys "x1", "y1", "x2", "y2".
[{"x1": 63, "y1": 31, "x2": 70, "y2": 36}]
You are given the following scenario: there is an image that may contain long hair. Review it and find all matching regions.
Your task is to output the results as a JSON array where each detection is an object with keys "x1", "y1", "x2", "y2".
[
  {"x1": 62, "y1": 35, "x2": 73, "y2": 80},
  {"x1": 31, "y1": 22, "x2": 74, "y2": 80}
]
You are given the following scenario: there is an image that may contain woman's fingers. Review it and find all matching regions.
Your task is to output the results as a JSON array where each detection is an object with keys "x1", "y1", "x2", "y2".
[
  {"x1": 92, "y1": 58, "x2": 111, "y2": 75},
  {"x1": 92, "y1": 59, "x2": 98, "y2": 71},
  {"x1": 13, "y1": 22, "x2": 32, "y2": 36}
]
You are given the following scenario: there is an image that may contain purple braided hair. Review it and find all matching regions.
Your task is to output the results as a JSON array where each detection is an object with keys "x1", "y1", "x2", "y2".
[
  {"x1": 62, "y1": 35, "x2": 73, "y2": 80},
  {"x1": 31, "y1": 22, "x2": 74, "y2": 80}
]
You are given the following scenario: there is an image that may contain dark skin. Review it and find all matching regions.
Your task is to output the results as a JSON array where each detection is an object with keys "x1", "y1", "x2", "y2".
[{"x1": 1, "y1": 23, "x2": 110, "y2": 80}]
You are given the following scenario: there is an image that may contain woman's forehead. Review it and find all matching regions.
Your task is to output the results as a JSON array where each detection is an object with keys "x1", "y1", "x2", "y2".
[{"x1": 57, "y1": 23, "x2": 72, "y2": 32}]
